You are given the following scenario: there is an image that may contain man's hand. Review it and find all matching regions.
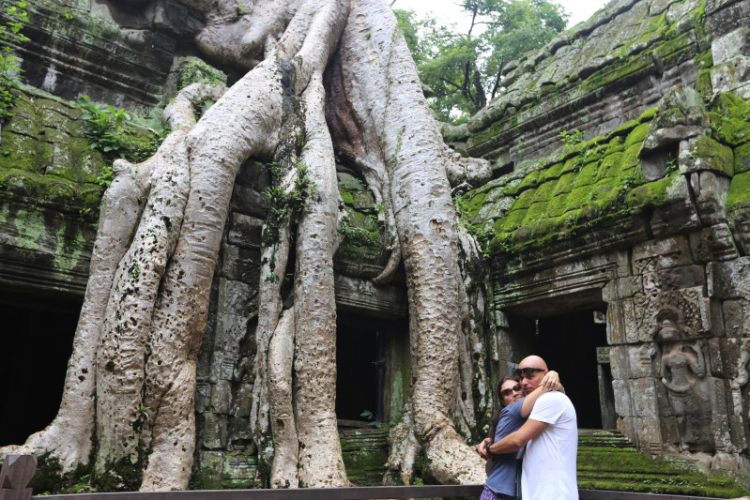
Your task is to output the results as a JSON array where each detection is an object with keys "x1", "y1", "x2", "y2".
[
  {"x1": 488, "y1": 419, "x2": 549, "y2": 454},
  {"x1": 477, "y1": 437, "x2": 491, "y2": 459}
]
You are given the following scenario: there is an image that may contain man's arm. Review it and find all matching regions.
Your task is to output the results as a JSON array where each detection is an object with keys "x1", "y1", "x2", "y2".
[
  {"x1": 487, "y1": 419, "x2": 549, "y2": 454},
  {"x1": 477, "y1": 437, "x2": 491, "y2": 459}
]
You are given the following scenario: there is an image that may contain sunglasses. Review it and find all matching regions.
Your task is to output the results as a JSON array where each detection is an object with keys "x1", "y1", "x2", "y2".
[
  {"x1": 500, "y1": 384, "x2": 522, "y2": 397},
  {"x1": 515, "y1": 367, "x2": 545, "y2": 378}
]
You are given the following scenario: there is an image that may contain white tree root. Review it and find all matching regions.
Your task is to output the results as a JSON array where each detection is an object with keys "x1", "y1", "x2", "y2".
[
  {"x1": 2, "y1": 0, "x2": 496, "y2": 489},
  {"x1": 293, "y1": 72, "x2": 348, "y2": 488}
]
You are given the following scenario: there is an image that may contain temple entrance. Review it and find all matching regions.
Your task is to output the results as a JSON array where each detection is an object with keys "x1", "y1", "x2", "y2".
[
  {"x1": 0, "y1": 290, "x2": 79, "y2": 446},
  {"x1": 536, "y1": 309, "x2": 611, "y2": 429},
  {"x1": 335, "y1": 314, "x2": 386, "y2": 424}
]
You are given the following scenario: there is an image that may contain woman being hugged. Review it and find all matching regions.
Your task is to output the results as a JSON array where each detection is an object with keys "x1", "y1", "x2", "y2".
[{"x1": 477, "y1": 372, "x2": 561, "y2": 500}]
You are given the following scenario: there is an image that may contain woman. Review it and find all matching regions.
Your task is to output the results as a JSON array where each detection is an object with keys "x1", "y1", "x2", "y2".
[{"x1": 478, "y1": 373, "x2": 560, "y2": 500}]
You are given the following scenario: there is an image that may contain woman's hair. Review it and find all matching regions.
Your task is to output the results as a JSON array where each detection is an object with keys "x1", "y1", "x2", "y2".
[{"x1": 486, "y1": 376, "x2": 521, "y2": 440}]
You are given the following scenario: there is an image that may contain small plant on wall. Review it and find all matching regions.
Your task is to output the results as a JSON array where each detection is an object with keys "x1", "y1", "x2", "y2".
[
  {"x1": 0, "y1": 0, "x2": 29, "y2": 120},
  {"x1": 75, "y1": 95, "x2": 168, "y2": 185}
]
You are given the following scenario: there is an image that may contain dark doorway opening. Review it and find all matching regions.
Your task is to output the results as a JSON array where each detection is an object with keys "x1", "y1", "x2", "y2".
[
  {"x1": 0, "y1": 291, "x2": 79, "y2": 446},
  {"x1": 537, "y1": 309, "x2": 608, "y2": 429},
  {"x1": 336, "y1": 315, "x2": 385, "y2": 423}
]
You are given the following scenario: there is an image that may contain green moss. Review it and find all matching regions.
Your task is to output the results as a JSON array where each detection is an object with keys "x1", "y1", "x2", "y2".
[
  {"x1": 611, "y1": 118, "x2": 641, "y2": 138},
  {"x1": 578, "y1": 440, "x2": 748, "y2": 498},
  {"x1": 684, "y1": 135, "x2": 734, "y2": 175},
  {"x1": 595, "y1": 152, "x2": 624, "y2": 182},
  {"x1": 709, "y1": 93, "x2": 750, "y2": 146},
  {"x1": 538, "y1": 161, "x2": 564, "y2": 183},
  {"x1": 638, "y1": 107, "x2": 658, "y2": 123},
  {"x1": 624, "y1": 123, "x2": 650, "y2": 149},
  {"x1": 734, "y1": 142, "x2": 750, "y2": 174},
  {"x1": 552, "y1": 172, "x2": 576, "y2": 197},
  {"x1": 727, "y1": 171, "x2": 750, "y2": 212},
  {"x1": 177, "y1": 56, "x2": 228, "y2": 89}
]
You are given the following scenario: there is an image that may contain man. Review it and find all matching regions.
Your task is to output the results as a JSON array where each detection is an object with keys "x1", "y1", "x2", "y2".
[{"x1": 485, "y1": 355, "x2": 578, "y2": 500}]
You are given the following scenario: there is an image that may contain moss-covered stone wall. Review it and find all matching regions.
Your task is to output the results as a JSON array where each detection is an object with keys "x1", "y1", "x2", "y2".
[{"x1": 0, "y1": 87, "x2": 105, "y2": 296}]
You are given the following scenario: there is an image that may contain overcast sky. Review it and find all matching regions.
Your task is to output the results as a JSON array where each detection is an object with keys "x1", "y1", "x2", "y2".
[{"x1": 391, "y1": 0, "x2": 611, "y2": 31}]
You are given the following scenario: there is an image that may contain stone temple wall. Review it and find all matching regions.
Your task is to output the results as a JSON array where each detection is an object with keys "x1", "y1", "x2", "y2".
[{"x1": 461, "y1": 0, "x2": 750, "y2": 478}]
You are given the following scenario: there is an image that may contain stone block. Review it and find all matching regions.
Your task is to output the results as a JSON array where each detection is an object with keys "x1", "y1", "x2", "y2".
[
  {"x1": 631, "y1": 378, "x2": 659, "y2": 418},
  {"x1": 649, "y1": 193, "x2": 703, "y2": 238},
  {"x1": 735, "y1": 142, "x2": 750, "y2": 175},
  {"x1": 643, "y1": 265, "x2": 705, "y2": 294},
  {"x1": 217, "y1": 278, "x2": 256, "y2": 317},
  {"x1": 712, "y1": 56, "x2": 750, "y2": 98},
  {"x1": 690, "y1": 224, "x2": 739, "y2": 263},
  {"x1": 227, "y1": 213, "x2": 263, "y2": 249},
  {"x1": 692, "y1": 171, "x2": 733, "y2": 226},
  {"x1": 681, "y1": 137, "x2": 734, "y2": 177},
  {"x1": 632, "y1": 235, "x2": 694, "y2": 274},
  {"x1": 622, "y1": 295, "x2": 653, "y2": 344},
  {"x1": 602, "y1": 276, "x2": 643, "y2": 302},
  {"x1": 606, "y1": 300, "x2": 628, "y2": 345},
  {"x1": 712, "y1": 452, "x2": 742, "y2": 471},
  {"x1": 730, "y1": 414, "x2": 750, "y2": 453},
  {"x1": 200, "y1": 413, "x2": 228, "y2": 450},
  {"x1": 219, "y1": 245, "x2": 261, "y2": 284},
  {"x1": 230, "y1": 378, "x2": 254, "y2": 418},
  {"x1": 196, "y1": 381, "x2": 211, "y2": 413},
  {"x1": 660, "y1": 415, "x2": 680, "y2": 451},
  {"x1": 613, "y1": 379, "x2": 633, "y2": 417},
  {"x1": 708, "y1": 337, "x2": 725, "y2": 377},
  {"x1": 230, "y1": 184, "x2": 269, "y2": 218},
  {"x1": 610, "y1": 345, "x2": 630, "y2": 380},
  {"x1": 710, "y1": 377, "x2": 734, "y2": 450},
  {"x1": 722, "y1": 300, "x2": 746, "y2": 338},
  {"x1": 628, "y1": 344, "x2": 656, "y2": 379},
  {"x1": 638, "y1": 416, "x2": 663, "y2": 451},
  {"x1": 707, "y1": 257, "x2": 750, "y2": 299},
  {"x1": 619, "y1": 416, "x2": 640, "y2": 447},
  {"x1": 713, "y1": 27, "x2": 750, "y2": 66},
  {"x1": 209, "y1": 351, "x2": 238, "y2": 382},
  {"x1": 214, "y1": 313, "x2": 249, "y2": 359},
  {"x1": 210, "y1": 379, "x2": 232, "y2": 415}
]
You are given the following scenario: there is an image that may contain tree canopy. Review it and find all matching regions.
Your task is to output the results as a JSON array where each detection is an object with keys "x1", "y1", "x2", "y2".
[{"x1": 395, "y1": 0, "x2": 569, "y2": 123}]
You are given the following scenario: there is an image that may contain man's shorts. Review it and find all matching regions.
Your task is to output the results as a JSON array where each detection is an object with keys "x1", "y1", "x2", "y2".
[{"x1": 480, "y1": 485, "x2": 516, "y2": 500}]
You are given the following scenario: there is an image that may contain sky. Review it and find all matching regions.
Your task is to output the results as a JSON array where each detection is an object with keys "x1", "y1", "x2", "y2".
[{"x1": 391, "y1": 0, "x2": 611, "y2": 31}]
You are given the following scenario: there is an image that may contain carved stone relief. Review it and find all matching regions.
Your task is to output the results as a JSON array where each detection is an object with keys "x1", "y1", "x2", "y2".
[{"x1": 650, "y1": 306, "x2": 715, "y2": 452}]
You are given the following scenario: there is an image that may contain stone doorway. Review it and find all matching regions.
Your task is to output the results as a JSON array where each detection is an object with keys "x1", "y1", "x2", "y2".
[
  {"x1": 0, "y1": 290, "x2": 78, "y2": 446},
  {"x1": 536, "y1": 309, "x2": 610, "y2": 429},
  {"x1": 335, "y1": 314, "x2": 386, "y2": 425}
]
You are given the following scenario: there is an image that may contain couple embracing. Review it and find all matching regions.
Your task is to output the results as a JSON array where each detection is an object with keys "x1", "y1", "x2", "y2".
[{"x1": 477, "y1": 355, "x2": 578, "y2": 500}]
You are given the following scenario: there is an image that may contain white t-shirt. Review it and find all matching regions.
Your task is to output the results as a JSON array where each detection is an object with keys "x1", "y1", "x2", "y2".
[{"x1": 521, "y1": 391, "x2": 578, "y2": 500}]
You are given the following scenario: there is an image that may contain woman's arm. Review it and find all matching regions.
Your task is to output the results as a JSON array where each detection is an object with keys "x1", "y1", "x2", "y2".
[{"x1": 521, "y1": 370, "x2": 563, "y2": 417}]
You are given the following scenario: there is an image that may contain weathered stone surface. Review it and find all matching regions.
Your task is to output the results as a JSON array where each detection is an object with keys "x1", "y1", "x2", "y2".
[
  {"x1": 641, "y1": 86, "x2": 708, "y2": 154},
  {"x1": 707, "y1": 257, "x2": 750, "y2": 299},
  {"x1": 628, "y1": 344, "x2": 656, "y2": 379},
  {"x1": 690, "y1": 223, "x2": 739, "y2": 263},
  {"x1": 227, "y1": 213, "x2": 263, "y2": 249},
  {"x1": 632, "y1": 235, "x2": 694, "y2": 274},
  {"x1": 334, "y1": 275, "x2": 408, "y2": 318},
  {"x1": 219, "y1": 245, "x2": 261, "y2": 283},
  {"x1": 602, "y1": 276, "x2": 643, "y2": 302},
  {"x1": 613, "y1": 379, "x2": 633, "y2": 417}
]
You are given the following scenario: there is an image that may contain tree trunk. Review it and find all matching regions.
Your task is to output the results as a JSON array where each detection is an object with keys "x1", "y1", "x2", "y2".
[{"x1": 1, "y1": 0, "x2": 490, "y2": 490}]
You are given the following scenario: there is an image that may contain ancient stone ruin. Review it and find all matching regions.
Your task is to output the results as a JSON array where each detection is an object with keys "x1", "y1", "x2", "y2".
[{"x1": 2, "y1": 0, "x2": 750, "y2": 491}]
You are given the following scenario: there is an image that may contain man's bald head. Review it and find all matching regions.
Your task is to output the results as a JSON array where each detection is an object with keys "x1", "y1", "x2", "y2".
[
  {"x1": 518, "y1": 355, "x2": 549, "y2": 393},
  {"x1": 519, "y1": 355, "x2": 548, "y2": 371}
]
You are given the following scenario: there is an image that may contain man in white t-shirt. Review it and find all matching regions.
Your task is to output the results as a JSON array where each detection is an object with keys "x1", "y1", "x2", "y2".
[{"x1": 485, "y1": 355, "x2": 578, "y2": 500}]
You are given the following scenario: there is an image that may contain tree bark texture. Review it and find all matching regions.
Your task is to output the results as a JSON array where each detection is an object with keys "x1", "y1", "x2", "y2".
[{"x1": 1, "y1": 0, "x2": 491, "y2": 490}]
